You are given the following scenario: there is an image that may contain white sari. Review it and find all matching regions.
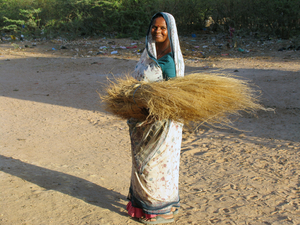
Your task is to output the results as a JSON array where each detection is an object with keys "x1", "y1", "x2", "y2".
[{"x1": 127, "y1": 12, "x2": 185, "y2": 216}]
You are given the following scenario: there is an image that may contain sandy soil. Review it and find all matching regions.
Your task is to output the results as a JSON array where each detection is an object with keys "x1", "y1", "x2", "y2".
[{"x1": 1, "y1": 36, "x2": 300, "y2": 225}]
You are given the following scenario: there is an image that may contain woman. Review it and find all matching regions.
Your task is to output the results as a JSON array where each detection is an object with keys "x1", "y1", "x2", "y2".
[{"x1": 126, "y1": 12, "x2": 185, "y2": 224}]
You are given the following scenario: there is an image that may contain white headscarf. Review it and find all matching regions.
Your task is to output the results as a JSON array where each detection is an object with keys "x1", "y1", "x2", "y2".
[{"x1": 133, "y1": 12, "x2": 184, "y2": 82}]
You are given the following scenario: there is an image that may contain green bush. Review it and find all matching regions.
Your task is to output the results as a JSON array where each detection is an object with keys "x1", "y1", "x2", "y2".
[
  {"x1": 209, "y1": 0, "x2": 300, "y2": 38},
  {"x1": 0, "y1": 0, "x2": 299, "y2": 40}
]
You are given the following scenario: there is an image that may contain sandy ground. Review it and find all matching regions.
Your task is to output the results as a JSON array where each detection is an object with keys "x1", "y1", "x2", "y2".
[{"x1": 0, "y1": 36, "x2": 300, "y2": 225}]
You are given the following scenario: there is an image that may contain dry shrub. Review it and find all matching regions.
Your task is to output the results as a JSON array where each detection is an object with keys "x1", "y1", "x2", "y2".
[{"x1": 100, "y1": 73, "x2": 267, "y2": 125}]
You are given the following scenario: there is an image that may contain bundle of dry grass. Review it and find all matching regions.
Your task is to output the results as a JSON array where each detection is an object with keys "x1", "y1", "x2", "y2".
[{"x1": 100, "y1": 73, "x2": 267, "y2": 125}]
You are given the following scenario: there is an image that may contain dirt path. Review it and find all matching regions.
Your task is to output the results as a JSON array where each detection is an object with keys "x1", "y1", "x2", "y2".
[{"x1": 1, "y1": 37, "x2": 299, "y2": 225}]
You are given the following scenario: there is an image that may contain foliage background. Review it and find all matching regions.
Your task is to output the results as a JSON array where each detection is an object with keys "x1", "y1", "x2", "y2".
[{"x1": 0, "y1": 0, "x2": 299, "y2": 40}]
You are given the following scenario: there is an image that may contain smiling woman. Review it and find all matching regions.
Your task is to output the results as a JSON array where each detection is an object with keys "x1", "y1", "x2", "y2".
[{"x1": 126, "y1": 12, "x2": 185, "y2": 224}]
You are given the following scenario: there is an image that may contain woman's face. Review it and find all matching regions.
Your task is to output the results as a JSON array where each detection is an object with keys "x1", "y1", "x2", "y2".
[{"x1": 151, "y1": 17, "x2": 168, "y2": 43}]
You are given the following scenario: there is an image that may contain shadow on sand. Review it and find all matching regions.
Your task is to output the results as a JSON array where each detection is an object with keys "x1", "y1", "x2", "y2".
[{"x1": 0, "y1": 155, "x2": 127, "y2": 216}]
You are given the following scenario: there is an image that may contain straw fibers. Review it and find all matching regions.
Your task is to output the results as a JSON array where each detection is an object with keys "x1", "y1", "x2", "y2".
[{"x1": 100, "y1": 73, "x2": 266, "y2": 125}]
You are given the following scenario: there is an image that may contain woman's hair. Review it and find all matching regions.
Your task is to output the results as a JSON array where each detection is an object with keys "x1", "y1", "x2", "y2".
[{"x1": 152, "y1": 13, "x2": 164, "y2": 24}]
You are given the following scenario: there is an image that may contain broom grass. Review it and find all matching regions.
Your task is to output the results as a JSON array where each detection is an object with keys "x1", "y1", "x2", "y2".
[{"x1": 100, "y1": 73, "x2": 268, "y2": 125}]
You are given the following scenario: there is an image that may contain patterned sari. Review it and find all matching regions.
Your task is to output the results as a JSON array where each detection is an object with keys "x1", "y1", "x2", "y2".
[{"x1": 126, "y1": 12, "x2": 185, "y2": 218}]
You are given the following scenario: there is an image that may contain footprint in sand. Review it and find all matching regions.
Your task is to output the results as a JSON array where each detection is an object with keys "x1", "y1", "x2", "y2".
[
  {"x1": 223, "y1": 208, "x2": 230, "y2": 213},
  {"x1": 246, "y1": 195, "x2": 259, "y2": 200}
]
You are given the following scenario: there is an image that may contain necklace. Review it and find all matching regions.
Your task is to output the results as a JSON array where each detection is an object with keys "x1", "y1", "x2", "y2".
[{"x1": 157, "y1": 45, "x2": 170, "y2": 58}]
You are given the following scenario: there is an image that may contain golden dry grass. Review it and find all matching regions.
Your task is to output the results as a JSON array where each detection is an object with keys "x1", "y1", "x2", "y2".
[{"x1": 100, "y1": 73, "x2": 267, "y2": 125}]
